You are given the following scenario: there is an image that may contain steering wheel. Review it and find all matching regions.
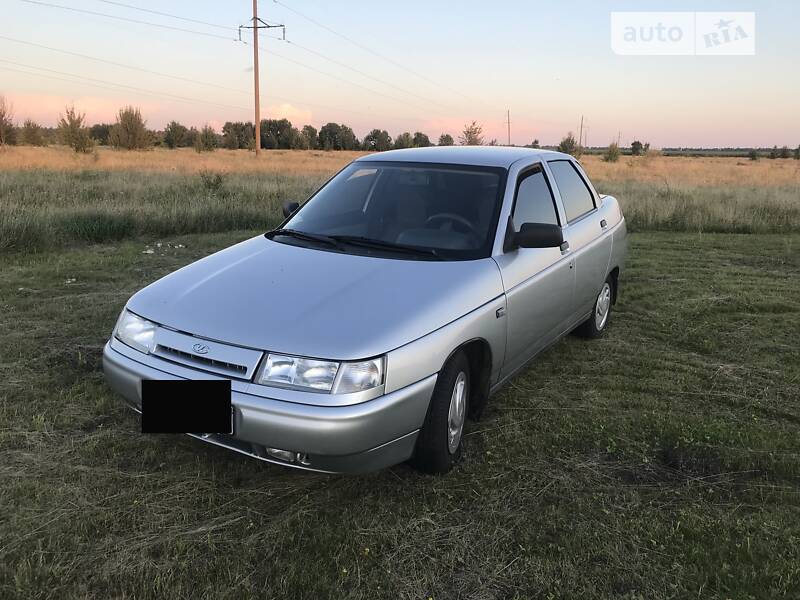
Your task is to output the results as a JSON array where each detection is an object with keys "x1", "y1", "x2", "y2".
[{"x1": 424, "y1": 213, "x2": 480, "y2": 238}]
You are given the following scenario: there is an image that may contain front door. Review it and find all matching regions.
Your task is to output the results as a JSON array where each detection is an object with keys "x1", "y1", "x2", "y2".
[{"x1": 494, "y1": 165, "x2": 576, "y2": 379}]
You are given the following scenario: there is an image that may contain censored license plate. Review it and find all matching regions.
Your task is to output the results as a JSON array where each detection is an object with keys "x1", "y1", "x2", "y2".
[{"x1": 141, "y1": 380, "x2": 232, "y2": 434}]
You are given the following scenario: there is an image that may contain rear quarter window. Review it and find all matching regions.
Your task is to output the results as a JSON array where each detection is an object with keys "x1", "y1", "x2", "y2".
[{"x1": 548, "y1": 160, "x2": 596, "y2": 223}]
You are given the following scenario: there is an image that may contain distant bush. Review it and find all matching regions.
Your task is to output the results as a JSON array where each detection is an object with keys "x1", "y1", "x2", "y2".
[
  {"x1": 558, "y1": 132, "x2": 580, "y2": 156},
  {"x1": 768, "y1": 146, "x2": 778, "y2": 159},
  {"x1": 748, "y1": 149, "x2": 759, "y2": 161},
  {"x1": 412, "y1": 132, "x2": 431, "y2": 147},
  {"x1": 631, "y1": 140, "x2": 650, "y2": 156},
  {"x1": 109, "y1": 106, "x2": 152, "y2": 150},
  {"x1": 199, "y1": 169, "x2": 225, "y2": 192},
  {"x1": 779, "y1": 146, "x2": 791, "y2": 159},
  {"x1": 222, "y1": 121, "x2": 254, "y2": 150},
  {"x1": 603, "y1": 142, "x2": 620, "y2": 162},
  {"x1": 459, "y1": 121, "x2": 484, "y2": 146},
  {"x1": 363, "y1": 129, "x2": 392, "y2": 151},
  {"x1": 184, "y1": 127, "x2": 199, "y2": 149},
  {"x1": 89, "y1": 123, "x2": 111, "y2": 145},
  {"x1": 318, "y1": 122, "x2": 359, "y2": 151},
  {"x1": 194, "y1": 125, "x2": 218, "y2": 152},
  {"x1": 163, "y1": 121, "x2": 188, "y2": 149},
  {"x1": 794, "y1": 145, "x2": 800, "y2": 160},
  {"x1": 58, "y1": 105, "x2": 93, "y2": 153},
  {"x1": 301, "y1": 125, "x2": 318, "y2": 150},
  {"x1": 394, "y1": 132, "x2": 412, "y2": 149},
  {"x1": 438, "y1": 133, "x2": 454, "y2": 146},
  {"x1": 21, "y1": 119, "x2": 46, "y2": 146},
  {"x1": 0, "y1": 96, "x2": 16, "y2": 146}
]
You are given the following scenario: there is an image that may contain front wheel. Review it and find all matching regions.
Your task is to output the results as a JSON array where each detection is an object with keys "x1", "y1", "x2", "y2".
[
  {"x1": 410, "y1": 351, "x2": 470, "y2": 474},
  {"x1": 576, "y1": 275, "x2": 615, "y2": 339}
]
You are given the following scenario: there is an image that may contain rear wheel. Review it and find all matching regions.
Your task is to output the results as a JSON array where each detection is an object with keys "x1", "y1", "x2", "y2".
[
  {"x1": 576, "y1": 275, "x2": 615, "y2": 339},
  {"x1": 411, "y1": 351, "x2": 470, "y2": 474}
]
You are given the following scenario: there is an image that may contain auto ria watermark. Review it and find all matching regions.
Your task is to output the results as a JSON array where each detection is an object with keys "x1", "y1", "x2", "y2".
[{"x1": 611, "y1": 12, "x2": 755, "y2": 55}]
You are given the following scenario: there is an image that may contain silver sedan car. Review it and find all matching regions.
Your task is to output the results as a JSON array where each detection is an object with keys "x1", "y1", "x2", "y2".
[{"x1": 104, "y1": 146, "x2": 627, "y2": 474}]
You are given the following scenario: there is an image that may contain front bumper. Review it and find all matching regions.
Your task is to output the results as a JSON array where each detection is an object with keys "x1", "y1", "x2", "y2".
[{"x1": 102, "y1": 340, "x2": 436, "y2": 473}]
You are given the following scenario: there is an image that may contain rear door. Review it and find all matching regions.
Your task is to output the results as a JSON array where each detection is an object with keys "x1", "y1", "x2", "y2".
[
  {"x1": 545, "y1": 159, "x2": 612, "y2": 317},
  {"x1": 494, "y1": 164, "x2": 576, "y2": 379}
]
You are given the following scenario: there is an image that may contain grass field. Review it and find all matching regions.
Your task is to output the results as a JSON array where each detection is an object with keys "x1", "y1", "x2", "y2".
[
  {"x1": 1, "y1": 147, "x2": 799, "y2": 598},
  {"x1": 1, "y1": 230, "x2": 799, "y2": 599},
  {"x1": 1, "y1": 147, "x2": 798, "y2": 251}
]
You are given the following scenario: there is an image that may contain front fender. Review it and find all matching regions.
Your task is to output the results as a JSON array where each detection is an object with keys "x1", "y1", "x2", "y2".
[{"x1": 384, "y1": 296, "x2": 507, "y2": 394}]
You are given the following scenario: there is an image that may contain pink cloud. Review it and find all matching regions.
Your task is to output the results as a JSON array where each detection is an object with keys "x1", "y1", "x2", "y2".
[{"x1": 264, "y1": 102, "x2": 313, "y2": 124}]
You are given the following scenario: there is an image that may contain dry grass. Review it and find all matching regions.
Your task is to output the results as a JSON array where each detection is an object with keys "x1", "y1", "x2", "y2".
[
  {"x1": 2, "y1": 146, "x2": 799, "y2": 187},
  {"x1": 1, "y1": 147, "x2": 798, "y2": 252},
  {"x1": 580, "y1": 153, "x2": 800, "y2": 187},
  {"x1": 0, "y1": 146, "x2": 364, "y2": 177}
]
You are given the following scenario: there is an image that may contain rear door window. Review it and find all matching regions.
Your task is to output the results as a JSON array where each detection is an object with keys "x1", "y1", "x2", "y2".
[{"x1": 548, "y1": 160, "x2": 595, "y2": 222}]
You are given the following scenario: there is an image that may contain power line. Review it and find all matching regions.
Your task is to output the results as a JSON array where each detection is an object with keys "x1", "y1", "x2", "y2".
[
  {"x1": 93, "y1": 0, "x2": 467, "y2": 116},
  {"x1": 271, "y1": 0, "x2": 500, "y2": 111},
  {"x1": 0, "y1": 35, "x2": 238, "y2": 94},
  {"x1": 20, "y1": 0, "x2": 452, "y2": 116},
  {"x1": 1, "y1": 64, "x2": 237, "y2": 112},
  {"x1": 0, "y1": 59, "x2": 250, "y2": 112},
  {"x1": 256, "y1": 43, "x2": 446, "y2": 115},
  {"x1": 4, "y1": 61, "x2": 433, "y2": 129},
  {"x1": 92, "y1": 0, "x2": 238, "y2": 32},
  {"x1": 18, "y1": 0, "x2": 238, "y2": 40},
  {"x1": 0, "y1": 35, "x2": 432, "y2": 121},
  {"x1": 278, "y1": 37, "x2": 455, "y2": 113},
  {"x1": 21, "y1": 0, "x2": 482, "y2": 121},
  {"x1": 15, "y1": 0, "x2": 476, "y2": 128}
]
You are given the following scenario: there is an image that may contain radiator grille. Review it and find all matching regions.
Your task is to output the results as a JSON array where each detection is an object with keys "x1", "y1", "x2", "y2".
[{"x1": 155, "y1": 344, "x2": 248, "y2": 377}]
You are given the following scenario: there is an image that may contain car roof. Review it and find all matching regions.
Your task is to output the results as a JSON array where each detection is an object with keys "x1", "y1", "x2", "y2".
[{"x1": 354, "y1": 146, "x2": 572, "y2": 168}]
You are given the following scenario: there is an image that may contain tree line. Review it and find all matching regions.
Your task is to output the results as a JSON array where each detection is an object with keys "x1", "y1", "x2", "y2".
[
  {"x1": 0, "y1": 98, "x2": 468, "y2": 153},
  {"x1": 2, "y1": 97, "x2": 799, "y2": 160}
]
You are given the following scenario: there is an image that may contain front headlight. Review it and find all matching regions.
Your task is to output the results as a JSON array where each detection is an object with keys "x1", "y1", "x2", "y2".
[
  {"x1": 258, "y1": 353, "x2": 339, "y2": 391},
  {"x1": 256, "y1": 353, "x2": 384, "y2": 394},
  {"x1": 114, "y1": 309, "x2": 156, "y2": 354}
]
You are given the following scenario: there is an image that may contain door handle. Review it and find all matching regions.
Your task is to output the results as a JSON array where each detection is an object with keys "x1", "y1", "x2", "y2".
[
  {"x1": 600, "y1": 219, "x2": 608, "y2": 229},
  {"x1": 559, "y1": 241, "x2": 570, "y2": 253}
]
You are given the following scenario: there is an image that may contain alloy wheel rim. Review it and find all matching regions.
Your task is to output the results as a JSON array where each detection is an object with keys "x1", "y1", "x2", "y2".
[
  {"x1": 595, "y1": 282, "x2": 612, "y2": 330},
  {"x1": 447, "y1": 371, "x2": 467, "y2": 454}
]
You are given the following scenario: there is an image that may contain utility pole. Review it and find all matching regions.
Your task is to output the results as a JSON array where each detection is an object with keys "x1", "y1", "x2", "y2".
[
  {"x1": 506, "y1": 109, "x2": 511, "y2": 146},
  {"x1": 239, "y1": 5, "x2": 285, "y2": 157},
  {"x1": 252, "y1": 0, "x2": 260, "y2": 156},
  {"x1": 578, "y1": 115, "x2": 584, "y2": 149}
]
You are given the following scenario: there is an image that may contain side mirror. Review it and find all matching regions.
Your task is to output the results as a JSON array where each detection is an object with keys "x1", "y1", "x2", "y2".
[
  {"x1": 504, "y1": 219, "x2": 563, "y2": 251},
  {"x1": 282, "y1": 201, "x2": 300, "y2": 218}
]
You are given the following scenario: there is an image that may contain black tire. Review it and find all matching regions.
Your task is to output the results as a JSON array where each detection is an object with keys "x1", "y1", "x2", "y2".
[
  {"x1": 410, "y1": 351, "x2": 470, "y2": 474},
  {"x1": 575, "y1": 274, "x2": 615, "y2": 339}
]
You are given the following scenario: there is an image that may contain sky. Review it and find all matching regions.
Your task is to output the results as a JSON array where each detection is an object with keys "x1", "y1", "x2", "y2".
[{"x1": 2, "y1": 0, "x2": 798, "y2": 147}]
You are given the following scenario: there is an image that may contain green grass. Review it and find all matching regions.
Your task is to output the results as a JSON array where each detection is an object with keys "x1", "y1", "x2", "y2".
[
  {"x1": 1, "y1": 231, "x2": 798, "y2": 599},
  {"x1": 0, "y1": 170, "x2": 324, "y2": 251},
  {"x1": 1, "y1": 169, "x2": 798, "y2": 251},
  {"x1": 600, "y1": 180, "x2": 800, "y2": 234}
]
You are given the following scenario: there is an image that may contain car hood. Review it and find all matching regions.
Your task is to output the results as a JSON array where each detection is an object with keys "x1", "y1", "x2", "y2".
[{"x1": 128, "y1": 236, "x2": 504, "y2": 360}]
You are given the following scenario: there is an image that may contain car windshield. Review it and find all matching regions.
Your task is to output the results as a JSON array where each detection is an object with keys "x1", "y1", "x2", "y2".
[{"x1": 278, "y1": 161, "x2": 507, "y2": 260}]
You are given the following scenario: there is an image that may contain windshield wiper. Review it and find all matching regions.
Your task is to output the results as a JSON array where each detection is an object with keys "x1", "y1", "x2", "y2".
[
  {"x1": 266, "y1": 228, "x2": 341, "y2": 249},
  {"x1": 331, "y1": 235, "x2": 441, "y2": 260}
]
